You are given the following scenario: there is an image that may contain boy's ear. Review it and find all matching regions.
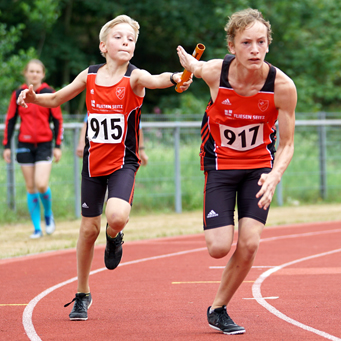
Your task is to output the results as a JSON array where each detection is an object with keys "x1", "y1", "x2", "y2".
[
  {"x1": 99, "y1": 41, "x2": 107, "y2": 54},
  {"x1": 228, "y1": 41, "x2": 235, "y2": 54}
]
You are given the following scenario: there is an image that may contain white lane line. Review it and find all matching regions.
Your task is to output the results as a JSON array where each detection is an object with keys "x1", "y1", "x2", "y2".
[
  {"x1": 243, "y1": 296, "x2": 279, "y2": 300},
  {"x1": 22, "y1": 227, "x2": 341, "y2": 341},
  {"x1": 252, "y1": 248, "x2": 341, "y2": 341},
  {"x1": 259, "y1": 228, "x2": 341, "y2": 244},
  {"x1": 22, "y1": 247, "x2": 206, "y2": 341},
  {"x1": 210, "y1": 265, "x2": 276, "y2": 269}
]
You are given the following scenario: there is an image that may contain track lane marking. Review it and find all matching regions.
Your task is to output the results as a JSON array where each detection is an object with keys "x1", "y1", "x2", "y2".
[
  {"x1": 210, "y1": 265, "x2": 276, "y2": 269},
  {"x1": 0, "y1": 304, "x2": 28, "y2": 306},
  {"x1": 22, "y1": 247, "x2": 206, "y2": 341},
  {"x1": 22, "y1": 227, "x2": 341, "y2": 341},
  {"x1": 172, "y1": 280, "x2": 255, "y2": 284},
  {"x1": 252, "y1": 248, "x2": 341, "y2": 341}
]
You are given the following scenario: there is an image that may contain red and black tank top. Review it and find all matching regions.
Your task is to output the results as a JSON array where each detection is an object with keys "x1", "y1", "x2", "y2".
[
  {"x1": 83, "y1": 63, "x2": 144, "y2": 177},
  {"x1": 200, "y1": 54, "x2": 278, "y2": 171}
]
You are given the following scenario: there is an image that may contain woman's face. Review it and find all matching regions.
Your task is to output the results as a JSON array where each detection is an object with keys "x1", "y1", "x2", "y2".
[{"x1": 24, "y1": 62, "x2": 45, "y2": 88}]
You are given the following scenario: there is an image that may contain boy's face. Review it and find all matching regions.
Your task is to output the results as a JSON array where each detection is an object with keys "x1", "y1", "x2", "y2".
[
  {"x1": 100, "y1": 23, "x2": 136, "y2": 62},
  {"x1": 24, "y1": 62, "x2": 45, "y2": 87},
  {"x1": 228, "y1": 20, "x2": 269, "y2": 70}
]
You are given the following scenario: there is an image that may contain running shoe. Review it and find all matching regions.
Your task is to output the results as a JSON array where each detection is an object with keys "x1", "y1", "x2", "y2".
[
  {"x1": 30, "y1": 230, "x2": 43, "y2": 239},
  {"x1": 207, "y1": 306, "x2": 245, "y2": 335},
  {"x1": 45, "y1": 213, "x2": 56, "y2": 235},
  {"x1": 104, "y1": 225, "x2": 124, "y2": 270},
  {"x1": 64, "y1": 293, "x2": 92, "y2": 321}
]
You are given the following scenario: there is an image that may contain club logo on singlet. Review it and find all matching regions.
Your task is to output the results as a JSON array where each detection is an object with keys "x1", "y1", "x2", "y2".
[
  {"x1": 116, "y1": 87, "x2": 125, "y2": 100},
  {"x1": 258, "y1": 99, "x2": 269, "y2": 112}
]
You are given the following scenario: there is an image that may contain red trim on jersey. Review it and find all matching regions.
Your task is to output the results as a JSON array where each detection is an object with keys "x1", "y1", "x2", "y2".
[
  {"x1": 203, "y1": 172, "x2": 208, "y2": 228},
  {"x1": 128, "y1": 172, "x2": 136, "y2": 204}
]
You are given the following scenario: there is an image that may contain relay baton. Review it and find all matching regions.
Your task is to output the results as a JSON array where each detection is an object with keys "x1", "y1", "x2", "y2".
[{"x1": 175, "y1": 43, "x2": 205, "y2": 93}]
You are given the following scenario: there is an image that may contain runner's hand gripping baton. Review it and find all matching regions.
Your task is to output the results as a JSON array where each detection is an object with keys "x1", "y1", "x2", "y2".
[{"x1": 175, "y1": 43, "x2": 205, "y2": 93}]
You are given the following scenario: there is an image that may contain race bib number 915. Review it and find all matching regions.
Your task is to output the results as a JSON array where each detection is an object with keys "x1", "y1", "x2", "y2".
[
  {"x1": 88, "y1": 113, "x2": 124, "y2": 144},
  {"x1": 219, "y1": 123, "x2": 264, "y2": 151}
]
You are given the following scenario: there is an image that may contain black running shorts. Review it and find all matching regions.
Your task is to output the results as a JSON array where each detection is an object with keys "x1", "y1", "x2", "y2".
[
  {"x1": 81, "y1": 168, "x2": 136, "y2": 217},
  {"x1": 203, "y1": 168, "x2": 271, "y2": 230},
  {"x1": 16, "y1": 141, "x2": 53, "y2": 165}
]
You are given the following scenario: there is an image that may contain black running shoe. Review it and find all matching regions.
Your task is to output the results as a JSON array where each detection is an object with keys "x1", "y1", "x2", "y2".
[
  {"x1": 64, "y1": 293, "x2": 92, "y2": 321},
  {"x1": 104, "y1": 226, "x2": 124, "y2": 270},
  {"x1": 207, "y1": 306, "x2": 245, "y2": 335}
]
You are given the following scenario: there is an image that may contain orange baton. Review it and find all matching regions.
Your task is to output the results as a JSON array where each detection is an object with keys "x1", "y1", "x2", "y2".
[{"x1": 175, "y1": 43, "x2": 205, "y2": 93}]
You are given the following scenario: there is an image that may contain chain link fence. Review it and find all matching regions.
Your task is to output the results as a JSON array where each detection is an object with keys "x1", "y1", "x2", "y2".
[{"x1": 1, "y1": 113, "x2": 341, "y2": 223}]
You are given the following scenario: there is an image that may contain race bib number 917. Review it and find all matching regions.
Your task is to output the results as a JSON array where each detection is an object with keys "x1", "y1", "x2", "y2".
[
  {"x1": 219, "y1": 123, "x2": 264, "y2": 151},
  {"x1": 88, "y1": 113, "x2": 124, "y2": 144}
]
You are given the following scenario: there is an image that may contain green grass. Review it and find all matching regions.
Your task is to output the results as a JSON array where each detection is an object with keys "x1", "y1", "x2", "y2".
[{"x1": 1, "y1": 125, "x2": 341, "y2": 224}]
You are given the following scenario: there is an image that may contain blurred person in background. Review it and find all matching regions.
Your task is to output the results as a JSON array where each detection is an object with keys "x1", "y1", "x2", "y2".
[{"x1": 3, "y1": 59, "x2": 63, "y2": 239}]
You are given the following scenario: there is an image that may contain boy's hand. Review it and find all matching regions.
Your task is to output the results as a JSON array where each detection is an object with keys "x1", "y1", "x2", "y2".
[
  {"x1": 173, "y1": 72, "x2": 193, "y2": 91},
  {"x1": 17, "y1": 84, "x2": 36, "y2": 108}
]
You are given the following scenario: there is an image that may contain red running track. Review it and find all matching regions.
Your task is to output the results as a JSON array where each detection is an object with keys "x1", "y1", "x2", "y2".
[{"x1": 0, "y1": 221, "x2": 341, "y2": 341}]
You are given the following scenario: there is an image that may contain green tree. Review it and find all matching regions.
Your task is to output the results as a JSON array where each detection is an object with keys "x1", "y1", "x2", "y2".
[
  {"x1": 1, "y1": 0, "x2": 341, "y2": 115},
  {"x1": 0, "y1": 0, "x2": 61, "y2": 116},
  {"x1": 0, "y1": 22, "x2": 36, "y2": 116},
  {"x1": 267, "y1": 0, "x2": 341, "y2": 112}
]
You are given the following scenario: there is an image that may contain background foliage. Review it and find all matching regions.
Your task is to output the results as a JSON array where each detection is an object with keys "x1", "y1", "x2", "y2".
[{"x1": 0, "y1": 0, "x2": 341, "y2": 115}]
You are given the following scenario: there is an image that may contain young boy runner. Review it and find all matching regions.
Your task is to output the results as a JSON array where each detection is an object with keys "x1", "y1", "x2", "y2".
[
  {"x1": 17, "y1": 14, "x2": 191, "y2": 321},
  {"x1": 177, "y1": 8, "x2": 296, "y2": 335}
]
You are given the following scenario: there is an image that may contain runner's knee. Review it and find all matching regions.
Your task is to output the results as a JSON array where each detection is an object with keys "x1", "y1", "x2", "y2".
[
  {"x1": 107, "y1": 211, "x2": 129, "y2": 231},
  {"x1": 237, "y1": 238, "x2": 260, "y2": 261},
  {"x1": 207, "y1": 242, "x2": 231, "y2": 259},
  {"x1": 80, "y1": 221, "x2": 100, "y2": 242},
  {"x1": 36, "y1": 183, "x2": 48, "y2": 193}
]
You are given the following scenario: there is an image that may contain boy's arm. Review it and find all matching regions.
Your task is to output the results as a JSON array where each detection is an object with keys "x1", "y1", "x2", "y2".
[
  {"x1": 256, "y1": 71, "x2": 297, "y2": 209},
  {"x1": 131, "y1": 69, "x2": 188, "y2": 95},
  {"x1": 76, "y1": 121, "x2": 87, "y2": 158},
  {"x1": 139, "y1": 129, "x2": 148, "y2": 166},
  {"x1": 17, "y1": 69, "x2": 88, "y2": 108}
]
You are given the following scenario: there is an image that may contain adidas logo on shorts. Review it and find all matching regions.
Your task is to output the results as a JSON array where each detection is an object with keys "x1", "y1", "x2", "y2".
[
  {"x1": 207, "y1": 210, "x2": 219, "y2": 218},
  {"x1": 82, "y1": 202, "x2": 89, "y2": 209}
]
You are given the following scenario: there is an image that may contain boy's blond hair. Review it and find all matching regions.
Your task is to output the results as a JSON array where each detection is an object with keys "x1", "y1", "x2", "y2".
[
  {"x1": 225, "y1": 8, "x2": 272, "y2": 48},
  {"x1": 99, "y1": 15, "x2": 140, "y2": 57}
]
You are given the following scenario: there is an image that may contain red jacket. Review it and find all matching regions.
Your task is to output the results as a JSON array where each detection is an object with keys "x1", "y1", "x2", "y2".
[{"x1": 3, "y1": 83, "x2": 63, "y2": 149}]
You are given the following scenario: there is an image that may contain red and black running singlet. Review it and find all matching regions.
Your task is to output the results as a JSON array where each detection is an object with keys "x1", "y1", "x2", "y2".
[
  {"x1": 83, "y1": 63, "x2": 144, "y2": 177},
  {"x1": 200, "y1": 54, "x2": 278, "y2": 171}
]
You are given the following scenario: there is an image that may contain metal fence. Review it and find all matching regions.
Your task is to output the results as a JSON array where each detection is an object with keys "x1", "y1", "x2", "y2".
[{"x1": 1, "y1": 115, "x2": 341, "y2": 220}]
